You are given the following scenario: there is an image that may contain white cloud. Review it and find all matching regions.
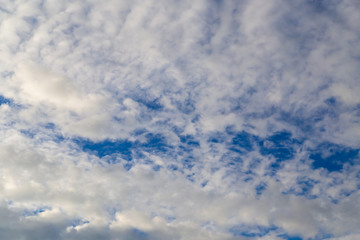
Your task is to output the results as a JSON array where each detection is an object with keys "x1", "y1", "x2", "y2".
[
  {"x1": 0, "y1": 0, "x2": 360, "y2": 239},
  {"x1": 11, "y1": 63, "x2": 102, "y2": 112}
]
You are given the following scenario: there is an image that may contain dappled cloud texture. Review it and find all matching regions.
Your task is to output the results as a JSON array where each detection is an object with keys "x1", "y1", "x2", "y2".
[{"x1": 1, "y1": 0, "x2": 360, "y2": 239}]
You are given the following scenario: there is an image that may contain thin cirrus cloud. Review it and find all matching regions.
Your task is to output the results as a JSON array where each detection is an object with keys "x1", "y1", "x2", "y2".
[{"x1": 0, "y1": 0, "x2": 360, "y2": 239}]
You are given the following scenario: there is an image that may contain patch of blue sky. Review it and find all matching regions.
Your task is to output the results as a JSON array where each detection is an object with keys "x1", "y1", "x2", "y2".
[
  {"x1": 176, "y1": 97, "x2": 196, "y2": 114},
  {"x1": 282, "y1": 177, "x2": 319, "y2": 199},
  {"x1": 0, "y1": 6, "x2": 11, "y2": 14},
  {"x1": 201, "y1": 180, "x2": 208, "y2": 187},
  {"x1": 277, "y1": 234, "x2": 303, "y2": 240},
  {"x1": 242, "y1": 174, "x2": 254, "y2": 183},
  {"x1": 309, "y1": 142, "x2": 359, "y2": 172},
  {"x1": 167, "y1": 163, "x2": 180, "y2": 172},
  {"x1": 255, "y1": 182, "x2": 267, "y2": 196},
  {"x1": 134, "y1": 97, "x2": 163, "y2": 111},
  {"x1": 22, "y1": 206, "x2": 51, "y2": 217},
  {"x1": 166, "y1": 216, "x2": 176, "y2": 223},
  {"x1": 16, "y1": 22, "x2": 37, "y2": 45},
  {"x1": 212, "y1": 0, "x2": 223, "y2": 6},
  {"x1": 230, "y1": 131, "x2": 258, "y2": 152},
  {"x1": 220, "y1": 152, "x2": 243, "y2": 170},
  {"x1": 229, "y1": 224, "x2": 278, "y2": 238},
  {"x1": 132, "y1": 128, "x2": 148, "y2": 136},
  {"x1": 279, "y1": 104, "x2": 339, "y2": 135},
  {"x1": 0, "y1": 70, "x2": 14, "y2": 79},
  {"x1": 0, "y1": 95, "x2": 11, "y2": 105},
  {"x1": 208, "y1": 132, "x2": 227, "y2": 144},
  {"x1": 140, "y1": 133, "x2": 171, "y2": 153},
  {"x1": 247, "y1": 158, "x2": 263, "y2": 171},
  {"x1": 128, "y1": 88, "x2": 164, "y2": 111},
  {"x1": 173, "y1": 134, "x2": 201, "y2": 171},
  {"x1": 74, "y1": 132, "x2": 173, "y2": 165},
  {"x1": 310, "y1": 232, "x2": 334, "y2": 240},
  {"x1": 295, "y1": 177, "x2": 318, "y2": 198},
  {"x1": 181, "y1": 156, "x2": 195, "y2": 170},
  {"x1": 70, "y1": 218, "x2": 90, "y2": 228},
  {"x1": 18, "y1": 123, "x2": 66, "y2": 143},
  {"x1": 338, "y1": 189, "x2": 356, "y2": 198},
  {"x1": 62, "y1": 24, "x2": 80, "y2": 36},
  {"x1": 216, "y1": 127, "x2": 259, "y2": 155},
  {"x1": 23, "y1": 16, "x2": 38, "y2": 26},
  {"x1": 207, "y1": 128, "x2": 301, "y2": 177},
  {"x1": 179, "y1": 134, "x2": 200, "y2": 153},
  {"x1": 152, "y1": 164, "x2": 161, "y2": 171},
  {"x1": 247, "y1": 104, "x2": 278, "y2": 120},
  {"x1": 305, "y1": 0, "x2": 336, "y2": 14},
  {"x1": 355, "y1": 104, "x2": 360, "y2": 117},
  {"x1": 186, "y1": 173, "x2": 195, "y2": 182},
  {"x1": 122, "y1": 162, "x2": 133, "y2": 171},
  {"x1": 74, "y1": 128, "x2": 204, "y2": 175},
  {"x1": 104, "y1": 207, "x2": 117, "y2": 221},
  {"x1": 42, "y1": 122, "x2": 55, "y2": 130},
  {"x1": 20, "y1": 129, "x2": 37, "y2": 139},
  {"x1": 130, "y1": 228, "x2": 149, "y2": 239},
  {"x1": 265, "y1": 161, "x2": 283, "y2": 177},
  {"x1": 40, "y1": 122, "x2": 66, "y2": 142},
  {"x1": 191, "y1": 114, "x2": 200, "y2": 123},
  {"x1": 213, "y1": 125, "x2": 360, "y2": 180},
  {"x1": 259, "y1": 131, "x2": 299, "y2": 161},
  {"x1": 80, "y1": 138, "x2": 133, "y2": 161},
  {"x1": 324, "y1": 96, "x2": 338, "y2": 107}
]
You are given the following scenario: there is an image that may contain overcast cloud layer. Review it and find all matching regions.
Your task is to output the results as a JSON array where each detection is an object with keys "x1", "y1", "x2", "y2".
[{"x1": 1, "y1": 0, "x2": 360, "y2": 239}]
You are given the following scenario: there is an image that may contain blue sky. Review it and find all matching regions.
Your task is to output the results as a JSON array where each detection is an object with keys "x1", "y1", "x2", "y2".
[{"x1": 0, "y1": 0, "x2": 360, "y2": 239}]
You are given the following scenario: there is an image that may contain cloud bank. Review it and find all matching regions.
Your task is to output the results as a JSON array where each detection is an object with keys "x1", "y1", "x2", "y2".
[{"x1": 0, "y1": 0, "x2": 360, "y2": 239}]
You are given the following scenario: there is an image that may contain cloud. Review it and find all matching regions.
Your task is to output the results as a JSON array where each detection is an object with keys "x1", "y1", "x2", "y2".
[
  {"x1": 11, "y1": 63, "x2": 100, "y2": 112},
  {"x1": 0, "y1": 0, "x2": 360, "y2": 239},
  {"x1": 7, "y1": 62, "x2": 118, "y2": 139}
]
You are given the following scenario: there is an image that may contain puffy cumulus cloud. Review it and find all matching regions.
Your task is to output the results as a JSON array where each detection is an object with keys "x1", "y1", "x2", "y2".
[
  {"x1": 8, "y1": 63, "x2": 103, "y2": 114},
  {"x1": 2, "y1": 62, "x2": 120, "y2": 139},
  {"x1": 0, "y1": 137, "x2": 233, "y2": 239},
  {"x1": 0, "y1": 0, "x2": 360, "y2": 239},
  {"x1": 1, "y1": 137, "x2": 359, "y2": 240}
]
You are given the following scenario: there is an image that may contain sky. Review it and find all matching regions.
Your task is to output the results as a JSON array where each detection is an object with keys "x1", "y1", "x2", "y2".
[{"x1": 0, "y1": 0, "x2": 360, "y2": 239}]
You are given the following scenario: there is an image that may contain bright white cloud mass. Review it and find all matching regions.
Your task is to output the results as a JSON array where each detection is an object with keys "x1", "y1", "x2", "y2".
[{"x1": 1, "y1": 0, "x2": 360, "y2": 239}]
